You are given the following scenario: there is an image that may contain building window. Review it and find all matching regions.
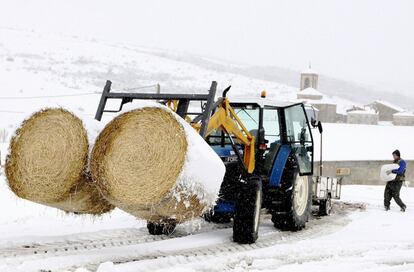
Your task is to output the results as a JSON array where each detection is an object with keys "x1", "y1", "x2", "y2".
[{"x1": 304, "y1": 78, "x2": 310, "y2": 89}]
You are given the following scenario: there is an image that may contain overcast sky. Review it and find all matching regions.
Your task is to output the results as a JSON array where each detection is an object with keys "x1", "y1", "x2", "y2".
[{"x1": 2, "y1": 0, "x2": 414, "y2": 96}]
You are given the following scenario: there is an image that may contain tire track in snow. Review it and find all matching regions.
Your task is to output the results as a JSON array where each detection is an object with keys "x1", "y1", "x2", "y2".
[
  {"x1": 65, "y1": 202, "x2": 363, "y2": 272},
  {"x1": 0, "y1": 221, "x2": 230, "y2": 258},
  {"x1": 1, "y1": 202, "x2": 363, "y2": 272}
]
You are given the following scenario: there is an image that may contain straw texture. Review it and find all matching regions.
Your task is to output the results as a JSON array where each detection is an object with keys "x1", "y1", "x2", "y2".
[
  {"x1": 52, "y1": 173, "x2": 115, "y2": 215},
  {"x1": 91, "y1": 107, "x2": 200, "y2": 221},
  {"x1": 5, "y1": 108, "x2": 113, "y2": 214}
]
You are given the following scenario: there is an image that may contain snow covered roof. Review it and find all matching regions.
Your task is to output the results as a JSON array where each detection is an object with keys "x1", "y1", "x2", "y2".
[
  {"x1": 307, "y1": 100, "x2": 337, "y2": 106},
  {"x1": 300, "y1": 87, "x2": 323, "y2": 97},
  {"x1": 301, "y1": 68, "x2": 318, "y2": 75},
  {"x1": 373, "y1": 100, "x2": 404, "y2": 112},
  {"x1": 229, "y1": 97, "x2": 293, "y2": 108},
  {"x1": 304, "y1": 104, "x2": 319, "y2": 112},
  {"x1": 347, "y1": 109, "x2": 378, "y2": 115},
  {"x1": 393, "y1": 111, "x2": 414, "y2": 117}
]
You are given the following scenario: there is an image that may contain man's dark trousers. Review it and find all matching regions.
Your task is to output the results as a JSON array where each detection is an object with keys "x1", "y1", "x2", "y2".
[{"x1": 384, "y1": 180, "x2": 405, "y2": 209}]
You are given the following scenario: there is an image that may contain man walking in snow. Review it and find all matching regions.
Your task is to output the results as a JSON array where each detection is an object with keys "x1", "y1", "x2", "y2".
[{"x1": 384, "y1": 149, "x2": 407, "y2": 212}]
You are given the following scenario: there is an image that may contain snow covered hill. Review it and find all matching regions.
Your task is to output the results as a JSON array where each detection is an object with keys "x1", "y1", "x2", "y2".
[
  {"x1": 0, "y1": 27, "x2": 356, "y2": 133},
  {"x1": 4, "y1": 27, "x2": 412, "y2": 163},
  {"x1": 0, "y1": 28, "x2": 296, "y2": 120}
]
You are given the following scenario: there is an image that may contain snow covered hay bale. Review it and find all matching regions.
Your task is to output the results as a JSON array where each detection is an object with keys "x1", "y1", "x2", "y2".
[
  {"x1": 91, "y1": 104, "x2": 225, "y2": 223},
  {"x1": 5, "y1": 108, "x2": 114, "y2": 214},
  {"x1": 52, "y1": 173, "x2": 115, "y2": 215}
]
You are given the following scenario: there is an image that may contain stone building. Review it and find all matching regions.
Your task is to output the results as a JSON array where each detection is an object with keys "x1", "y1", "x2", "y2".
[
  {"x1": 336, "y1": 113, "x2": 347, "y2": 123},
  {"x1": 347, "y1": 109, "x2": 379, "y2": 125},
  {"x1": 300, "y1": 68, "x2": 318, "y2": 90},
  {"x1": 297, "y1": 68, "x2": 337, "y2": 123},
  {"x1": 312, "y1": 102, "x2": 338, "y2": 123},
  {"x1": 367, "y1": 100, "x2": 404, "y2": 121},
  {"x1": 393, "y1": 111, "x2": 414, "y2": 126}
]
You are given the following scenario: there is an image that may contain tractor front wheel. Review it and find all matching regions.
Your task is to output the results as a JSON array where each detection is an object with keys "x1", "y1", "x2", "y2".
[
  {"x1": 272, "y1": 173, "x2": 311, "y2": 231},
  {"x1": 233, "y1": 176, "x2": 262, "y2": 244}
]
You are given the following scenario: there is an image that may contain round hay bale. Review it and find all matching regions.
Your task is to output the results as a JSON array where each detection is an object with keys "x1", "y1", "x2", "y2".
[
  {"x1": 52, "y1": 173, "x2": 115, "y2": 215},
  {"x1": 5, "y1": 108, "x2": 113, "y2": 215},
  {"x1": 91, "y1": 104, "x2": 225, "y2": 222}
]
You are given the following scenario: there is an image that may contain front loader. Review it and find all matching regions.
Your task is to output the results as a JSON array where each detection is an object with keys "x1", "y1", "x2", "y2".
[{"x1": 95, "y1": 80, "x2": 340, "y2": 244}]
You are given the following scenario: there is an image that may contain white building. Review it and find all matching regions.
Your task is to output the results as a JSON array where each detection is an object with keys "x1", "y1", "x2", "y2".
[
  {"x1": 347, "y1": 109, "x2": 379, "y2": 125},
  {"x1": 367, "y1": 100, "x2": 404, "y2": 121},
  {"x1": 393, "y1": 111, "x2": 414, "y2": 126}
]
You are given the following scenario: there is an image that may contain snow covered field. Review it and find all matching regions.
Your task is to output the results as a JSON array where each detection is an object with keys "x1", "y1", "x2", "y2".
[
  {"x1": 313, "y1": 123, "x2": 414, "y2": 161},
  {"x1": 1, "y1": 25, "x2": 414, "y2": 272},
  {"x1": 1, "y1": 168, "x2": 413, "y2": 271}
]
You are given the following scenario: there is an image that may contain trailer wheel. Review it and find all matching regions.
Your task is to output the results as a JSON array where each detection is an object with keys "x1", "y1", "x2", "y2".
[
  {"x1": 147, "y1": 220, "x2": 177, "y2": 235},
  {"x1": 233, "y1": 176, "x2": 262, "y2": 244},
  {"x1": 272, "y1": 173, "x2": 311, "y2": 231},
  {"x1": 318, "y1": 195, "x2": 332, "y2": 216}
]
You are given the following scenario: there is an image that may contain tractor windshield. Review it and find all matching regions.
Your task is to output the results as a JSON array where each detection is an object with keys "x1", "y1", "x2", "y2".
[
  {"x1": 234, "y1": 107, "x2": 260, "y2": 133},
  {"x1": 284, "y1": 104, "x2": 313, "y2": 175},
  {"x1": 207, "y1": 104, "x2": 260, "y2": 146},
  {"x1": 262, "y1": 107, "x2": 280, "y2": 144}
]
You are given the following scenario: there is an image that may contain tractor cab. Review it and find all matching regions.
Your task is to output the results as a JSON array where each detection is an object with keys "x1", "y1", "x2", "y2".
[
  {"x1": 208, "y1": 97, "x2": 314, "y2": 179},
  {"x1": 206, "y1": 97, "x2": 319, "y2": 234}
]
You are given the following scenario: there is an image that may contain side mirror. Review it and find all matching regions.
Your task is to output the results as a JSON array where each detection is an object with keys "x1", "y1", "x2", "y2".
[
  {"x1": 317, "y1": 121, "x2": 323, "y2": 134},
  {"x1": 311, "y1": 118, "x2": 323, "y2": 134}
]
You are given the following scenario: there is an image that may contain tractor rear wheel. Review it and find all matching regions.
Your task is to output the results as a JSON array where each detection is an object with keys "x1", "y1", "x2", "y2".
[
  {"x1": 272, "y1": 173, "x2": 311, "y2": 231},
  {"x1": 233, "y1": 176, "x2": 262, "y2": 244}
]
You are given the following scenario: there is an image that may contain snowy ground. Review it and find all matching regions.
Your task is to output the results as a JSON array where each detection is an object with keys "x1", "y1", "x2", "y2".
[{"x1": 1, "y1": 167, "x2": 413, "y2": 272}]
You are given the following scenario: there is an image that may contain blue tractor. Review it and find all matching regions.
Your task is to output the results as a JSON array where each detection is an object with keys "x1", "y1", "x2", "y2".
[
  {"x1": 204, "y1": 93, "x2": 319, "y2": 244},
  {"x1": 95, "y1": 81, "x2": 326, "y2": 244}
]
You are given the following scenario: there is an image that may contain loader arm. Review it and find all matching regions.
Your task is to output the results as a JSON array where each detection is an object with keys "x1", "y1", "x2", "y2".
[
  {"x1": 205, "y1": 98, "x2": 255, "y2": 174},
  {"x1": 94, "y1": 80, "x2": 254, "y2": 173}
]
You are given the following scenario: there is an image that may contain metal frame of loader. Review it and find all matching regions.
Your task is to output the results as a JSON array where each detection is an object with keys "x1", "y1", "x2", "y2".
[
  {"x1": 95, "y1": 80, "x2": 217, "y2": 138},
  {"x1": 95, "y1": 80, "x2": 341, "y2": 244}
]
